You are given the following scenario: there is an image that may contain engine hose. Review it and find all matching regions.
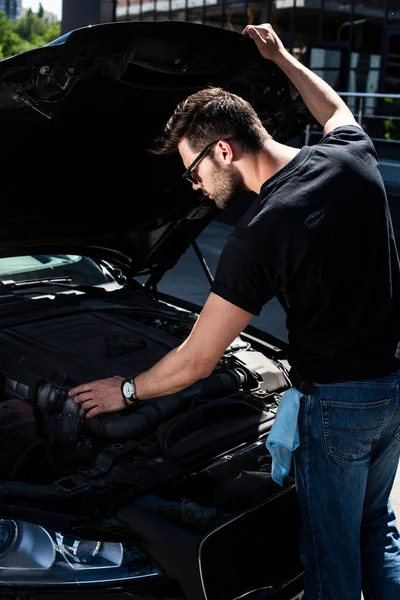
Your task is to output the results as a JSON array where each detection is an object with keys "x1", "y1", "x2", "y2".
[
  {"x1": 85, "y1": 369, "x2": 243, "y2": 440},
  {"x1": 176, "y1": 369, "x2": 243, "y2": 401}
]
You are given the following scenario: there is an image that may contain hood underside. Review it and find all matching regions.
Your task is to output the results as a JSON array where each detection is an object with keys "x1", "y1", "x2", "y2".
[{"x1": 0, "y1": 21, "x2": 311, "y2": 276}]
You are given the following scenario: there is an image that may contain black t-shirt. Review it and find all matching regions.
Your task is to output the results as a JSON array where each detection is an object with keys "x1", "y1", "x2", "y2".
[{"x1": 211, "y1": 125, "x2": 400, "y2": 383}]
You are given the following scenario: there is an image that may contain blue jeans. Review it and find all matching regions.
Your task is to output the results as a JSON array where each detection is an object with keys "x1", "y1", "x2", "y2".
[{"x1": 294, "y1": 370, "x2": 400, "y2": 600}]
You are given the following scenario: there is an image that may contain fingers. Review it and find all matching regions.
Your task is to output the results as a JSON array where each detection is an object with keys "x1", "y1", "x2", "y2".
[
  {"x1": 242, "y1": 25, "x2": 257, "y2": 37},
  {"x1": 72, "y1": 391, "x2": 98, "y2": 413},
  {"x1": 68, "y1": 377, "x2": 124, "y2": 418},
  {"x1": 72, "y1": 391, "x2": 93, "y2": 403},
  {"x1": 84, "y1": 402, "x2": 123, "y2": 419},
  {"x1": 78, "y1": 399, "x2": 98, "y2": 410},
  {"x1": 69, "y1": 377, "x2": 122, "y2": 397},
  {"x1": 242, "y1": 23, "x2": 271, "y2": 36},
  {"x1": 251, "y1": 28, "x2": 267, "y2": 46},
  {"x1": 68, "y1": 383, "x2": 93, "y2": 397},
  {"x1": 241, "y1": 23, "x2": 271, "y2": 54},
  {"x1": 85, "y1": 406, "x2": 103, "y2": 419}
]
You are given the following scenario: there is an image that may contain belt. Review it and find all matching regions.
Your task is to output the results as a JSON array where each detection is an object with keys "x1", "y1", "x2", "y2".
[{"x1": 288, "y1": 369, "x2": 314, "y2": 395}]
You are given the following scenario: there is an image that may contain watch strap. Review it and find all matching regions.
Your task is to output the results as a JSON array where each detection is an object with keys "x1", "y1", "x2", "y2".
[
  {"x1": 121, "y1": 377, "x2": 137, "y2": 408},
  {"x1": 121, "y1": 394, "x2": 133, "y2": 408}
]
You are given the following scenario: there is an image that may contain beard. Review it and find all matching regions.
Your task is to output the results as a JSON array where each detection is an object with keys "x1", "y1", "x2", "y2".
[{"x1": 207, "y1": 162, "x2": 248, "y2": 210}]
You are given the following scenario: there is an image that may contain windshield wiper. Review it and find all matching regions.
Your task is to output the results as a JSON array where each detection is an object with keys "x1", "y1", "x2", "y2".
[
  {"x1": 0, "y1": 277, "x2": 105, "y2": 295},
  {"x1": 0, "y1": 277, "x2": 75, "y2": 290},
  {"x1": 0, "y1": 278, "x2": 119, "y2": 298}
]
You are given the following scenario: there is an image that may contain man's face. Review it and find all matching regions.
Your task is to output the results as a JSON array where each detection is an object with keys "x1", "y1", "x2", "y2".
[{"x1": 179, "y1": 139, "x2": 247, "y2": 210}]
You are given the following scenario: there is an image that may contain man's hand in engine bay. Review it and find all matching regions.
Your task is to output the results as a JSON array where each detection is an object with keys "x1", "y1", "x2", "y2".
[{"x1": 69, "y1": 376, "x2": 126, "y2": 418}]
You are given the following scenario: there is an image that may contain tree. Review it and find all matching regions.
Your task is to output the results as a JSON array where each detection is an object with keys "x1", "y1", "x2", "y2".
[
  {"x1": 0, "y1": 12, "x2": 30, "y2": 59},
  {"x1": 384, "y1": 98, "x2": 400, "y2": 141},
  {"x1": 0, "y1": 11, "x2": 61, "y2": 60},
  {"x1": 38, "y1": 3, "x2": 44, "y2": 19}
]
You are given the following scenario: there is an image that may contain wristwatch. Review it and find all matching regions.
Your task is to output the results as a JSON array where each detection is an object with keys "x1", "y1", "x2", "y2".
[{"x1": 121, "y1": 377, "x2": 137, "y2": 408}]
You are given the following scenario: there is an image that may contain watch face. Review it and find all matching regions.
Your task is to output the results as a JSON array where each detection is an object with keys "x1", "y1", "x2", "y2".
[{"x1": 122, "y1": 380, "x2": 134, "y2": 399}]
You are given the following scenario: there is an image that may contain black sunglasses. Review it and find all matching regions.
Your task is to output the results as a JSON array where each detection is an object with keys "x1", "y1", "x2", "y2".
[{"x1": 182, "y1": 140, "x2": 218, "y2": 185}]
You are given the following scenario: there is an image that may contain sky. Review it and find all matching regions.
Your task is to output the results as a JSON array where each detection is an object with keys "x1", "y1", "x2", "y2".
[{"x1": 22, "y1": 0, "x2": 62, "y2": 18}]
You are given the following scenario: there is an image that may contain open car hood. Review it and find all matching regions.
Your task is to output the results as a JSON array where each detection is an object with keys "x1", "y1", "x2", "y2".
[{"x1": 0, "y1": 20, "x2": 311, "y2": 277}]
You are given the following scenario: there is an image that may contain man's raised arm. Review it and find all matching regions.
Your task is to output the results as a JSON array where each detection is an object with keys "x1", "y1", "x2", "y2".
[{"x1": 243, "y1": 23, "x2": 360, "y2": 135}]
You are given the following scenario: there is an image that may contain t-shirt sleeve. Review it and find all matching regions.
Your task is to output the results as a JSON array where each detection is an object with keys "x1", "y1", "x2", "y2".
[
  {"x1": 319, "y1": 124, "x2": 377, "y2": 159},
  {"x1": 211, "y1": 235, "x2": 278, "y2": 316}
]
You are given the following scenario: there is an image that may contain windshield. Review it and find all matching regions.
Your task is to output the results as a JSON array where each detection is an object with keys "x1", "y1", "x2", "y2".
[{"x1": 0, "y1": 255, "x2": 114, "y2": 287}]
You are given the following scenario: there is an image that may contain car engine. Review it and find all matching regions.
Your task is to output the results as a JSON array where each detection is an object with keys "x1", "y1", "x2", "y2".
[{"x1": 0, "y1": 300, "x2": 290, "y2": 512}]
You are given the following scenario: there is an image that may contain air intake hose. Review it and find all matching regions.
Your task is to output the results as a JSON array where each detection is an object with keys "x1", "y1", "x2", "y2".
[{"x1": 85, "y1": 369, "x2": 243, "y2": 440}]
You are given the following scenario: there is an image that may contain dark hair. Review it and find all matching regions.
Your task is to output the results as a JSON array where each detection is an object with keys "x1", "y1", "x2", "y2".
[{"x1": 151, "y1": 87, "x2": 268, "y2": 155}]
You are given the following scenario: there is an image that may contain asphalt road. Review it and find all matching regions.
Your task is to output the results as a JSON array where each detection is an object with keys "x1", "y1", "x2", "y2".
[{"x1": 158, "y1": 219, "x2": 400, "y2": 519}]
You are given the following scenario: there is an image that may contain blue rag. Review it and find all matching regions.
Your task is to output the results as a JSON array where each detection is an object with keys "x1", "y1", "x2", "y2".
[{"x1": 265, "y1": 387, "x2": 302, "y2": 486}]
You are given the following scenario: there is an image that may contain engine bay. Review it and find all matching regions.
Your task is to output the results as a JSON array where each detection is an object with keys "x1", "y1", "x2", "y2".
[{"x1": 0, "y1": 295, "x2": 290, "y2": 515}]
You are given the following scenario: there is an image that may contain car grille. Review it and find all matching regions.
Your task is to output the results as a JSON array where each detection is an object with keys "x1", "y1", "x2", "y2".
[{"x1": 199, "y1": 483, "x2": 303, "y2": 600}]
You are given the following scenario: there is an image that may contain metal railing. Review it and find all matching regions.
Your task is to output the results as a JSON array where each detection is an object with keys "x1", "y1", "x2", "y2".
[
  {"x1": 338, "y1": 92, "x2": 400, "y2": 127},
  {"x1": 304, "y1": 92, "x2": 400, "y2": 150},
  {"x1": 304, "y1": 92, "x2": 400, "y2": 200}
]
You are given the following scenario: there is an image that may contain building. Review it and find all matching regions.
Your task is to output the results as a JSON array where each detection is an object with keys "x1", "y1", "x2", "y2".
[
  {"x1": 20, "y1": 6, "x2": 59, "y2": 21},
  {"x1": 62, "y1": 0, "x2": 399, "y2": 96},
  {"x1": 41, "y1": 9, "x2": 59, "y2": 21},
  {"x1": 62, "y1": 0, "x2": 115, "y2": 34},
  {"x1": 0, "y1": 0, "x2": 22, "y2": 18},
  {"x1": 61, "y1": 0, "x2": 399, "y2": 218}
]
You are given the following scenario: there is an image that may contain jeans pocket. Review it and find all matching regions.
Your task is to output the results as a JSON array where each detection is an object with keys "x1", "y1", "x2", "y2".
[{"x1": 321, "y1": 398, "x2": 390, "y2": 460}]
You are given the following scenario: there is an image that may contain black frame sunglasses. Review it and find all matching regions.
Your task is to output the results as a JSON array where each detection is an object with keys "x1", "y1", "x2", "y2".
[{"x1": 182, "y1": 140, "x2": 219, "y2": 185}]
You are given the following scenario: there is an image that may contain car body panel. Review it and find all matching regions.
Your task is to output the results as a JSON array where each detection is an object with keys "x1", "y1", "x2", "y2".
[
  {"x1": 0, "y1": 21, "x2": 311, "y2": 278},
  {"x1": 0, "y1": 21, "x2": 306, "y2": 600}
]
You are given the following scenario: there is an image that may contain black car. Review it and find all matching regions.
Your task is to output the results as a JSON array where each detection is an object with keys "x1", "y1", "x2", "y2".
[{"x1": 0, "y1": 20, "x2": 311, "y2": 600}]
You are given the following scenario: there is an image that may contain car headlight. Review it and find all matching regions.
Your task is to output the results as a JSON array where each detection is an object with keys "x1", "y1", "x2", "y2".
[{"x1": 0, "y1": 519, "x2": 163, "y2": 586}]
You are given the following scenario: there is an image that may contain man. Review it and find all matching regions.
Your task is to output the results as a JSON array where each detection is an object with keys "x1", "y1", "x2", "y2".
[{"x1": 69, "y1": 23, "x2": 400, "y2": 599}]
